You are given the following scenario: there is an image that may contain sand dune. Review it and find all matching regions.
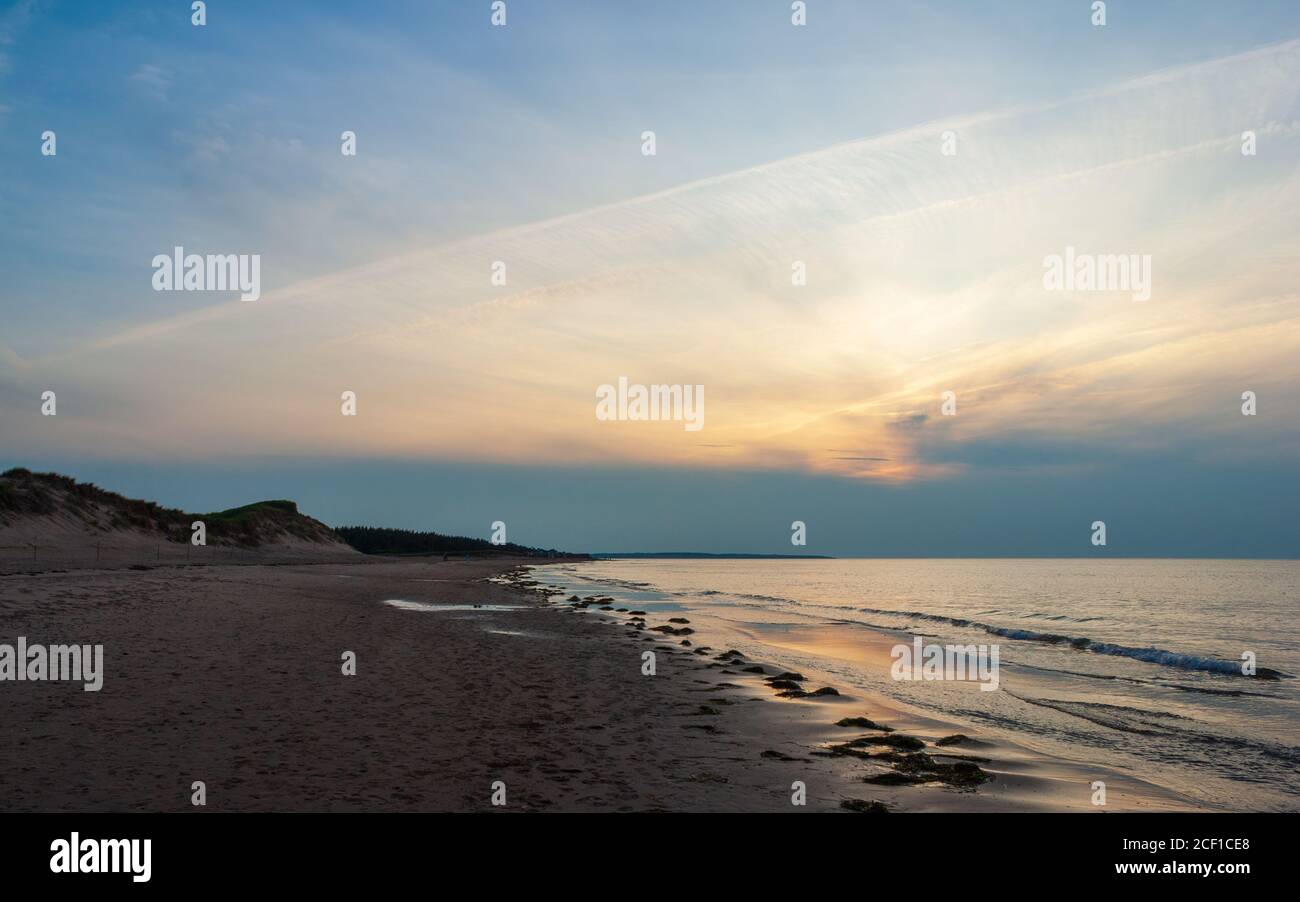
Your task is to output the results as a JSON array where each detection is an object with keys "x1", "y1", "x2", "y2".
[{"x1": 0, "y1": 469, "x2": 357, "y2": 573}]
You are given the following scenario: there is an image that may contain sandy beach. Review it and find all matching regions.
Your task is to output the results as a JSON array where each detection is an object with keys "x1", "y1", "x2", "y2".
[{"x1": 0, "y1": 555, "x2": 1198, "y2": 813}]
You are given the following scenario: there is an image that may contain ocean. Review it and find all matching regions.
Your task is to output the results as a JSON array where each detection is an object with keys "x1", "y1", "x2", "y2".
[{"x1": 533, "y1": 558, "x2": 1300, "y2": 811}]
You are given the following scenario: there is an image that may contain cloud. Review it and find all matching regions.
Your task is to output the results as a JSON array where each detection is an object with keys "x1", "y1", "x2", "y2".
[
  {"x1": 129, "y1": 64, "x2": 172, "y2": 101},
  {"x1": 7, "y1": 40, "x2": 1300, "y2": 481},
  {"x1": 0, "y1": 0, "x2": 40, "y2": 77}
]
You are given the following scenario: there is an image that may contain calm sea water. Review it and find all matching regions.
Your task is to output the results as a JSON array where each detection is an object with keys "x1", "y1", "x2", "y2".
[{"x1": 535, "y1": 558, "x2": 1300, "y2": 811}]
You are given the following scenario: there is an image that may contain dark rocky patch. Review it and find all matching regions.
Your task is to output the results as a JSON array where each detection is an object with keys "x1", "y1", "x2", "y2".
[
  {"x1": 862, "y1": 771, "x2": 925, "y2": 786},
  {"x1": 761, "y1": 749, "x2": 806, "y2": 762},
  {"x1": 835, "y1": 717, "x2": 892, "y2": 731},
  {"x1": 840, "y1": 799, "x2": 890, "y2": 814},
  {"x1": 824, "y1": 734, "x2": 926, "y2": 757},
  {"x1": 861, "y1": 750, "x2": 991, "y2": 789}
]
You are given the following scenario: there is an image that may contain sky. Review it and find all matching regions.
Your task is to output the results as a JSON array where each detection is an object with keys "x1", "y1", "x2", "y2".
[{"x1": 1, "y1": 1, "x2": 1298, "y2": 556}]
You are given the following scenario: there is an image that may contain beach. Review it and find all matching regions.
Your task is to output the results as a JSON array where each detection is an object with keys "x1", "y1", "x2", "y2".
[{"x1": 0, "y1": 555, "x2": 1202, "y2": 813}]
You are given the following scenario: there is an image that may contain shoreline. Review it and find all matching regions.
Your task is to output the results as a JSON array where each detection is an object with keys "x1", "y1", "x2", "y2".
[
  {"x1": 519, "y1": 562, "x2": 1205, "y2": 813},
  {"x1": 0, "y1": 554, "x2": 1201, "y2": 812}
]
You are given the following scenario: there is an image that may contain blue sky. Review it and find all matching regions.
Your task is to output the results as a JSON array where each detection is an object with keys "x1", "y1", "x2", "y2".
[
  {"x1": 5, "y1": 0, "x2": 1299, "y2": 349},
  {"x1": 2, "y1": 1, "x2": 1299, "y2": 555}
]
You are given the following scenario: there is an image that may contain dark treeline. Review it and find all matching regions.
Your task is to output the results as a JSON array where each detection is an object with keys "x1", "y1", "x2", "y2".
[{"x1": 335, "y1": 525, "x2": 572, "y2": 557}]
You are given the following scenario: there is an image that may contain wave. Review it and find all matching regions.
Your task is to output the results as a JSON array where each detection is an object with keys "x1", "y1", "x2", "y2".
[
  {"x1": 533, "y1": 565, "x2": 1291, "y2": 681},
  {"x1": 852, "y1": 606, "x2": 1291, "y2": 681},
  {"x1": 682, "y1": 589, "x2": 800, "y2": 605},
  {"x1": 1011, "y1": 662, "x2": 1276, "y2": 697},
  {"x1": 566, "y1": 574, "x2": 659, "y2": 591},
  {"x1": 1016, "y1": 611, "x2": 1104, "y2": 623},
  {"x1": 1007, "y1": 692, "x2": 1194, "y2": 733},
  {"x1": 688, "y1": 588, "x2": 1289, "y2": 681},
  {"x1": 1007, "y1": 692, "x2": 1300, "y2": 771}
]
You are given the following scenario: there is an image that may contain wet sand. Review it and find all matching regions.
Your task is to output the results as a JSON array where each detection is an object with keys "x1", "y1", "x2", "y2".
[{"x1": 0, "y1": 557, "x2": 1196, "y2": 812}]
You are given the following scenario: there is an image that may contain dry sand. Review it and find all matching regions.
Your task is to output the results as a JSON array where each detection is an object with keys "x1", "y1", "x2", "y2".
[
  {"x1": 0, "y1": 512, "x2": 358, "y2": 574},
  {"x1": 0, "y1": 556, "x2": 1196, "y2": 812}
]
